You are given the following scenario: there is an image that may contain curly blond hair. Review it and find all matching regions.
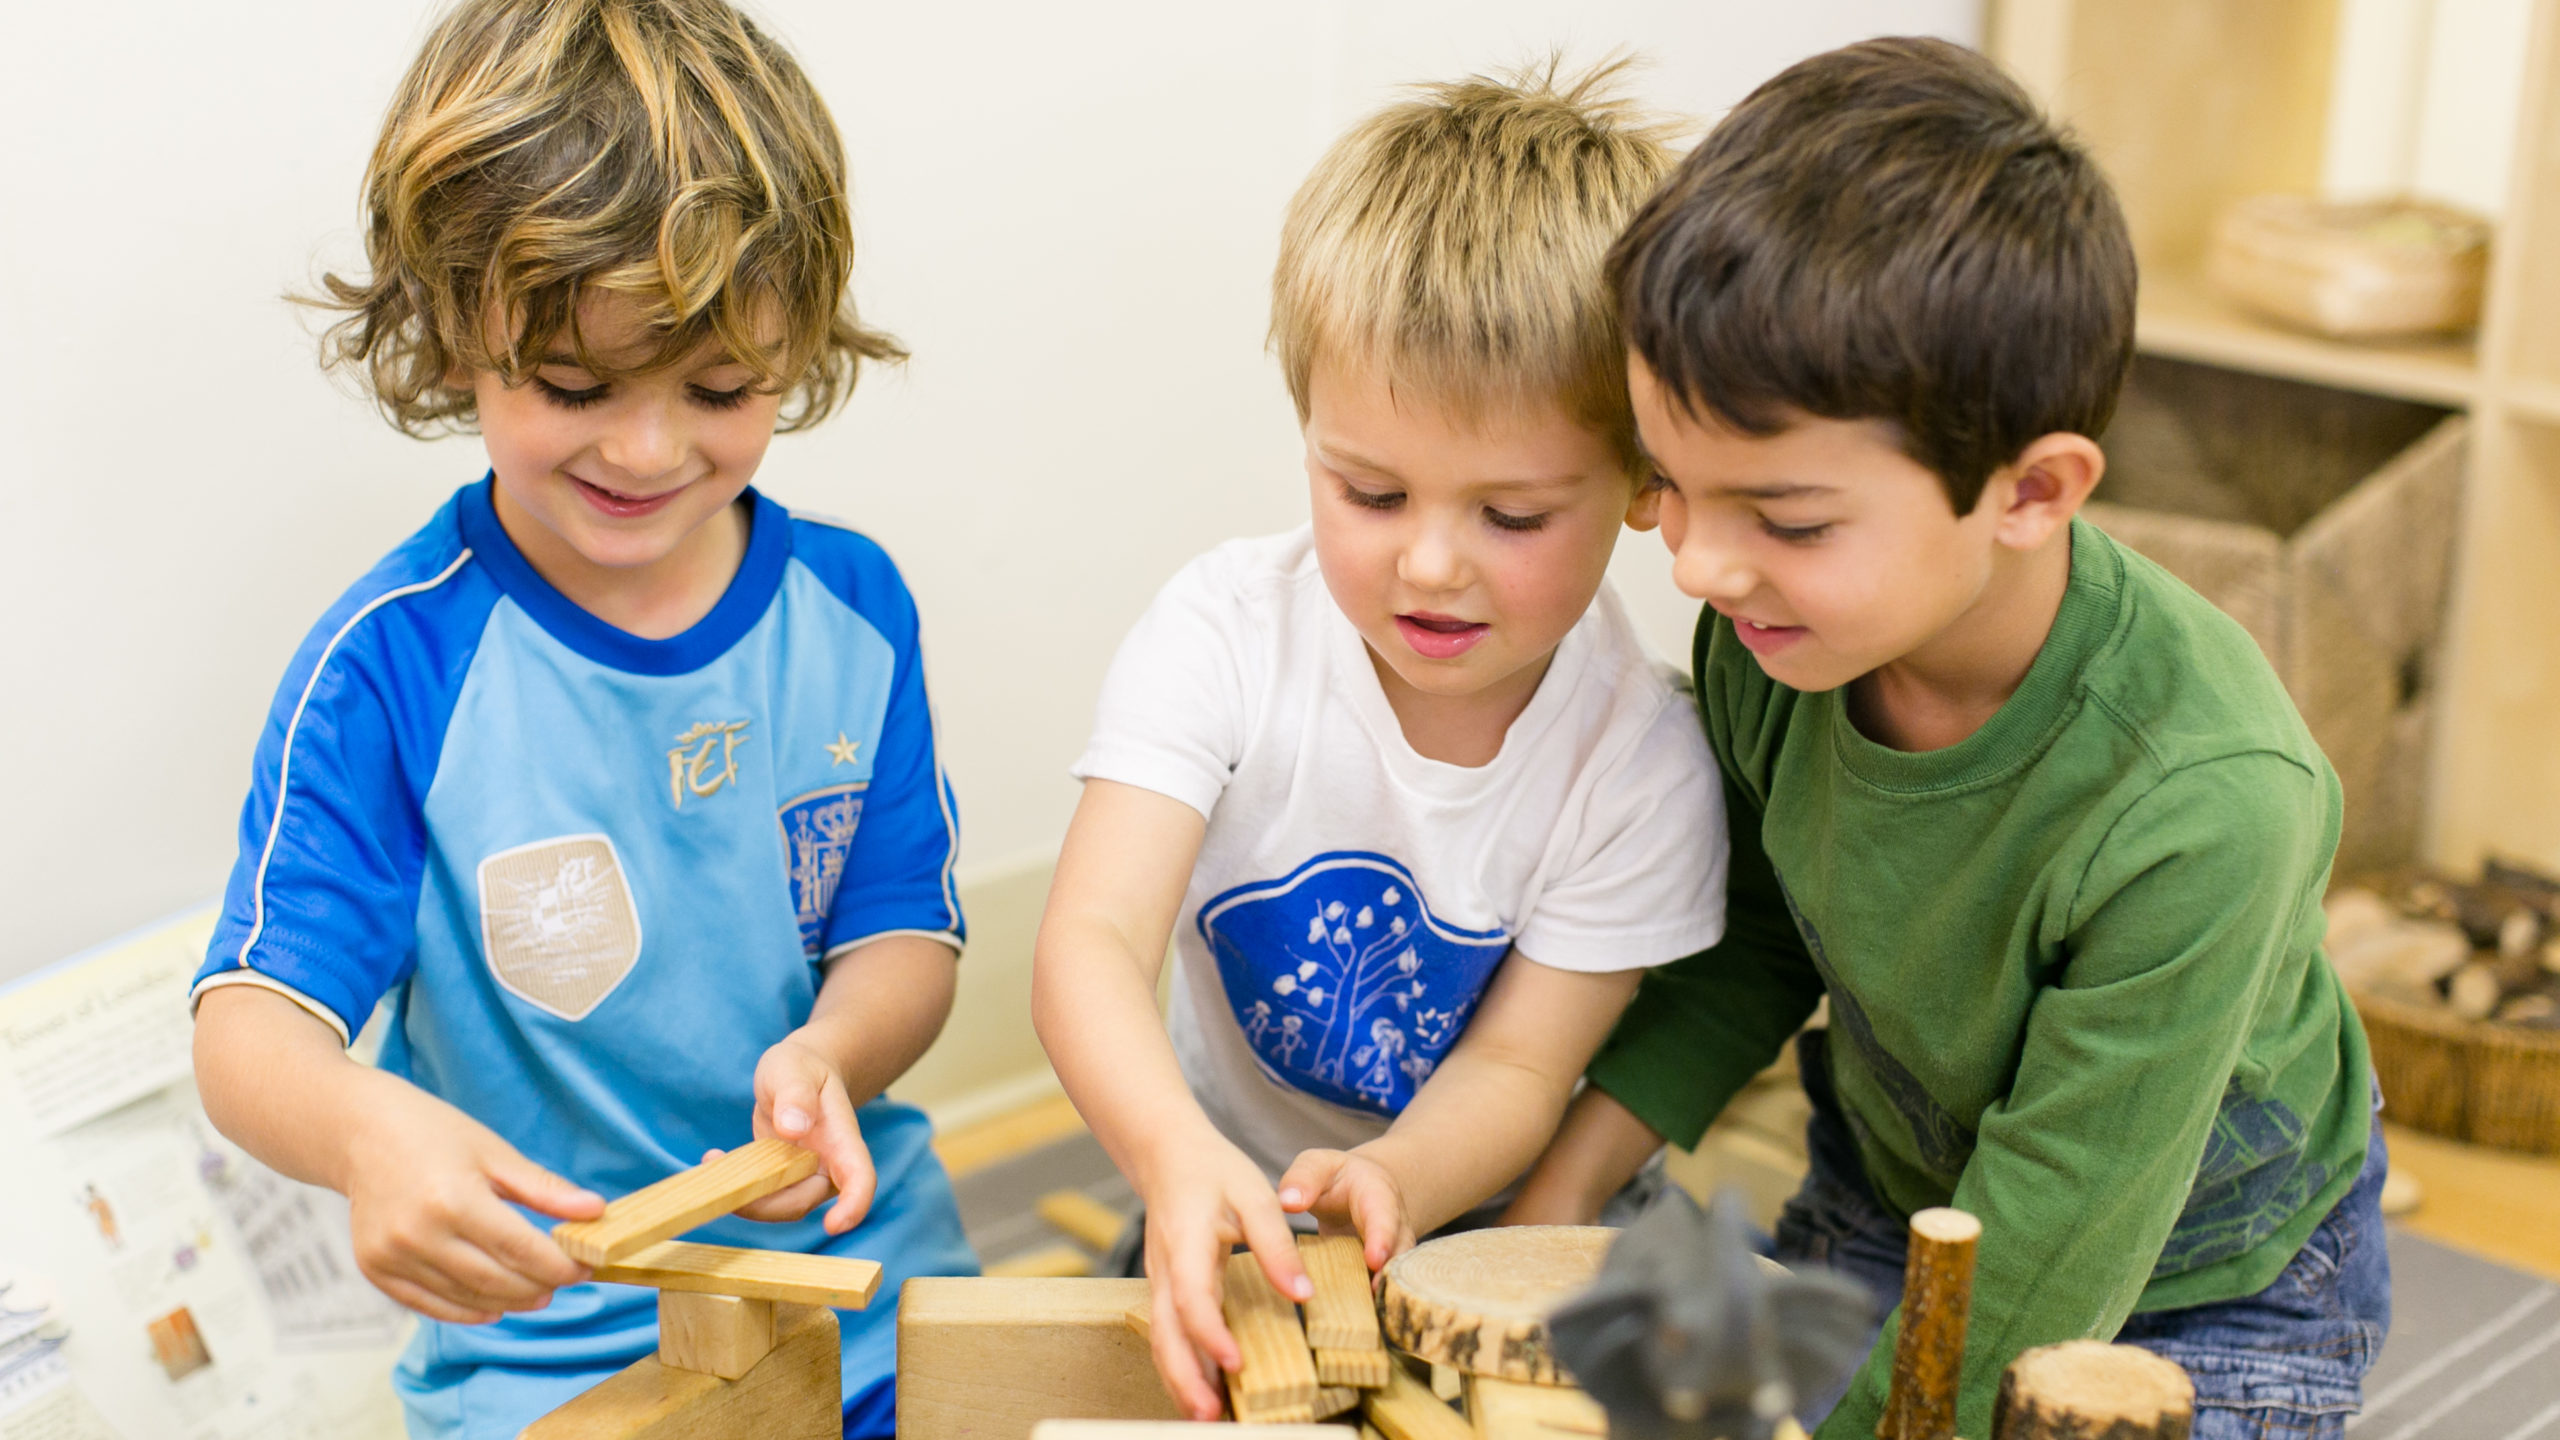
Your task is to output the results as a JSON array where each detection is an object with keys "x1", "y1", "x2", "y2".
[
  {"x1": 312, "y1": 0, "x2": 897, "y2": 436},
  {"x1": 1271, "y1": 59, "x2": 1681, "y2": 475}
]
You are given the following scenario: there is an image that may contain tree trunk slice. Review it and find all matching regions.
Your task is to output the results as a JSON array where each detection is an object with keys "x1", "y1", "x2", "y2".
[
  {"x1": 1991, "y1": 1342, "x2": 2193, "y2": 1440},
  {"x1": 1379, "y1": 1226, "x2": 1616, "y2": 1384},
  {"x1": 1880, "y1": 1207, "x2": 1979, "y2": 1440}
]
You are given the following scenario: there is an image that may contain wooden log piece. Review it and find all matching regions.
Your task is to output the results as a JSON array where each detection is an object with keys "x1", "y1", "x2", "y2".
[
  {"x1": 1378, "y1": 1227, "x2": 1615, "y2": 1384},
  {"x1": 589, "y1": 1239, "x2": 882, "y2": 1309},
  {"x1": 899, "y1": 1277, "x2": 1185, "y2": 1440},
  {"x1": 1990, "y1": 1342, "x2": 2193, "y2": 1440},
  {"x1": 1317, "y1": 1347, "x2": 1394, "y2": 1390},
  {"x1": 1300, "y1": 1235, "x2": 1383, "y2": 1351},
  {"x1": 1225, "y1": 1250, "x2": 1321, "y2": 1421},
  {"x1": 1361, "y1": 1366, "x2": 1473, "y2": 1440},
  {"x1": 525, "y1": 1302, "x2": 837, "y2": 1440},
  {"x1": 555, "y1": 1138, "x2": 822, "y2": 1266},
  {"x1": 1880, "y1": 1208, "x2": 1980, "y2": 1440},
  {"x1": 1042, "y1": 1190, "x2": 1135, "y2": 1252},
  {"x1": 657, "y1": 1290, "x2": 775, "y2": 1380}
]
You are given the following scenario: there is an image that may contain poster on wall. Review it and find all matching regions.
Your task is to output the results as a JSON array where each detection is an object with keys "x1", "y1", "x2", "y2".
[{"x1": 0, "y1": 910, "x2": 410, "y2": 1440}]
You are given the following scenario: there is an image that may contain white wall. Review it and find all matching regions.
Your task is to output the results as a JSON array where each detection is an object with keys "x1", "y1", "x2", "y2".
[{"x1": 0, "y1": 0, "x2": 1977, "y2": 984}]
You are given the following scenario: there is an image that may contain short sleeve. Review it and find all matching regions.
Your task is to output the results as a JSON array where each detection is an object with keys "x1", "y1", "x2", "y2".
[
  {"x1": 1514, "y1": 687, "x2": 1728, "y2": 972},
  {"x1": 193, "y1": 549, "x2": 487, "y2": 1042},
  {"x1": 815, "y1": 548, "x2": 967, "y2": 957},
  {"x1": 1068, "y1": 549, "x2": 1256, "y2": 820}
]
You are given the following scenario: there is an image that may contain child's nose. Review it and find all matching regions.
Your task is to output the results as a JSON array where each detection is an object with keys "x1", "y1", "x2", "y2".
[
  {"x1": 1397, "y1": 525, "x2": 1467, "y2": 593},
  {"x1": 597, "y1": 403, "x2": 686, "y2": 483},
  {"x1": 1674, "y1": 531, "x2": 1753, "y2": 604}
]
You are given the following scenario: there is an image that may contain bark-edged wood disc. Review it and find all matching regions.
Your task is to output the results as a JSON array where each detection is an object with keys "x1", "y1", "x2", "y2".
[
  {"x1": 1991, "y1": 1341, "x2": 2193, "y2": 1440},
  {"x1": 1379, "y1": 1226, "x2": 1617, "y2": 1383}
]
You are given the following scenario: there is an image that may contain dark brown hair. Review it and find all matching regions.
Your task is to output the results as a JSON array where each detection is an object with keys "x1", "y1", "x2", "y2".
[
  {"x1": 1609, "y1": 36, "x2": 2135, "y2": 513},
  {"x1": 310, "y1": 0, "x2": 900, "y2": 437}
]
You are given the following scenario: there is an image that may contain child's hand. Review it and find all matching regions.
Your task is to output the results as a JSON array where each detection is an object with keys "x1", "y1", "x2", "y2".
[
  {"x1": 726, "y1": 1035, "x2": 875, "y2": 1234},
  {"x1": 1276, "y1": 1148, "x2": 1416, "y2": 1271},
  {"x1": 1140, "y1": 1137, "x2": 1313, "y2": 1420},
  {"x1": 342, "y1": 1083, "x2": 603, "y2": 1325}
]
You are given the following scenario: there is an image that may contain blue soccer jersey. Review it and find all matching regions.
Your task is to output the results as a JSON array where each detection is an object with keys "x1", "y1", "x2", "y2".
[{"x1": 191, "y1": 478, "x2": 976, "y2": 1438}]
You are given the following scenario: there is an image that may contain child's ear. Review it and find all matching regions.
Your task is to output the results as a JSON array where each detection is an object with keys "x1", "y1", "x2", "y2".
[
  {"x1": 1623, "y1": 477, "x2": 1665, "y2": 533},
  {"x1": 1988, "y1": 433, "x2": 2104, "y2": 552}
]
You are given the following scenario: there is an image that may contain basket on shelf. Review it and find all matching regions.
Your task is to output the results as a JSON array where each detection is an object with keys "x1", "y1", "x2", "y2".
[{"x1": 2350, "y1": 987, "x2": 2560, "y2": 1154}]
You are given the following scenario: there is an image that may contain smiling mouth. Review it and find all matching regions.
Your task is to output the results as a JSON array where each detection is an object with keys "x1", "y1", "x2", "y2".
[
  {"x1": 570, "y1": 474, "x2": 681, "y2": 518},
  {"x1": 1395, "y1": 612, "x2": 1490, "y2": 659}
]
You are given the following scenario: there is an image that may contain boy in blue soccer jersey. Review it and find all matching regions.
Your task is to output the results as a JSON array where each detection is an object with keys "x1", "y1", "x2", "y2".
[{"x1": 186, "y1": 4, "x2": 973, "y2": 1437}]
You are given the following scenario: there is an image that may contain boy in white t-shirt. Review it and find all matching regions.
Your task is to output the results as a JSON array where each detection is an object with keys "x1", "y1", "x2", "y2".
[{"x1": 1031, "y1": 64, "x2": 1729, "y2": 1417}]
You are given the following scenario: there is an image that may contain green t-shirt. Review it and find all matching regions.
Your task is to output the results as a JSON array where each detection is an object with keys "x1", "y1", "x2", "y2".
[{"x1": 1588, "y1": 518, "x2": 2373, "y2": 1440}]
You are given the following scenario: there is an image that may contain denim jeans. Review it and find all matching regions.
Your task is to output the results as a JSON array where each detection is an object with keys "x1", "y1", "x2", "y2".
[{"x1": 1773, "y1": 1030, "x2": 2390, "y2": 1440}]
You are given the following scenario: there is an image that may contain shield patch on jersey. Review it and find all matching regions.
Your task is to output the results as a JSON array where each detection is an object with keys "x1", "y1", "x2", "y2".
[
  {"x1": 477, "y1": 833, "x2": 643, "y2": 1021},
  {"x1": 1197, "y1": 851, "x2": 1509, "y2": 1116}
]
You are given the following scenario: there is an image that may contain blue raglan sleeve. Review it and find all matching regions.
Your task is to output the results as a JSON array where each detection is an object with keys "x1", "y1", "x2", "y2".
[
  {"x1": 816, "y1": 541, "x2": 965, "y2": 959},
  {"x1": 193, "y1": 543, "x2": 484, "y2": 1041}
]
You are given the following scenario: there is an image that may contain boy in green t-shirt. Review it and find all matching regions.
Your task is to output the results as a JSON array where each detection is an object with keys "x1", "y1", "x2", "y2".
[{"x1": 1504, "y1": 37, "x2": 2386, "y2": 1440}]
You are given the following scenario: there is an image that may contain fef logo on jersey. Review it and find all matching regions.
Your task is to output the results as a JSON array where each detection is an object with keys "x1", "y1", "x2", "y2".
[
  {"x1": 1198, "y1": 852, "x2": 1508, "y2": 1116},
  {"x1": 668, "y1": 719, "x2": 749, "y2": 808}
]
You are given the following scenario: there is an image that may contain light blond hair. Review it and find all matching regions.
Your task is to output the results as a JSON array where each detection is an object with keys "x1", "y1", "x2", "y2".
[
  {"x1": 1271, "y1": 59, "x2": 1680, "y2": 474},
  {"x1": 312, "y1": 0, "x2": 896, "y2": 436}
]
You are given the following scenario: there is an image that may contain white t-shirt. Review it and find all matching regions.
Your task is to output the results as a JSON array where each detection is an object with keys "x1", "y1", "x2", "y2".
[{"x1": 1071, "y1": 528, "x2": 1730, "y2": 1179}]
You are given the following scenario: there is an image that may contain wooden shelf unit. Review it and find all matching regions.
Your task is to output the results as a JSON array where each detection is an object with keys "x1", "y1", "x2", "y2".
[{"x1": 1990, "y1": 0, "x2": 2560, "y2": 874}]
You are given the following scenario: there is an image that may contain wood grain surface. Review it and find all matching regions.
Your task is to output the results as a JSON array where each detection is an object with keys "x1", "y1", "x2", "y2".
[
  {"x1": 1379, "y1": 1227, "x2": 1615, "y2": 1383},
  {"x1": 555, "y1": 1138, "x2": 821, "y2": 1266}
]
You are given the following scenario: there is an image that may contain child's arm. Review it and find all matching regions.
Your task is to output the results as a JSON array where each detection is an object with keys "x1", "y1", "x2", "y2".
[
  {"x1": 193, "y1": 985, "x2": 605, "y2": 1324},
  {"x1": 1274, "y1": 953, "x2": 1641, "y2": 1254},
  {"x1": 726, "y1": 934, "x2": 959, "y2": 1233},
  {"x1": 1033, "y1": 778, "x2": 1313, "y2": 1422},
  {"x1": 1500, "y1": 1086, "x2": 1671, "y2": 1224}
]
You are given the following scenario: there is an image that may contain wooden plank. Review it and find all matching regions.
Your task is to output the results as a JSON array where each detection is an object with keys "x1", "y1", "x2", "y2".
[
  {"x1": 990, "y1": 1243, "x2": 1099, "y2": 1279},
  {"x1": 1040, "y1": 1190, "x2": 1133, "y2": 1252},
  {"x1": 657, "y1": 1291, "x2": 774, "y2": 1380},
  {"x1": 937, "y1": 1093, "x2": 1089, "y2": 1178},
  {"x1": 1223, "y1": 1250, "x2": 1319, "y2": 1418},
  {"x1": 1464, "y1": 1376, "x2": 1604, "y2": 1440},
  {"x1": 1316, "y1": 1348, "x2": 1392, "y2": 1389},
  {"x1": 590, "y1": 1240, "x2": 882, "y2": 1309},
  {"x1": 525, "y1": 1301, "x2": 837, "y2": 1440},
  {"x1": 899, "y1": 1277, "x2": 1185, "y2": 1440},
  {"x1": 1360, "y1": 1367, "x2": 1471, "y2": 1440},
  {"x1": 1297, "y1": 1236, "x2": 1380, "y2": 1351},
  {"x1": 1315, "y1": 1386, "x2": 1363, "y2": 1420},
  {"x1": 555, "y1": 1138, "x2": 822, "y2": 1266}
]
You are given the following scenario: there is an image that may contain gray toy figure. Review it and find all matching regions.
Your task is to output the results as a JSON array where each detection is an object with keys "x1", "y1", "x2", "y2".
[{"x1": 1548, "y1": 1187, "x2": 1873, "y2": 1440}]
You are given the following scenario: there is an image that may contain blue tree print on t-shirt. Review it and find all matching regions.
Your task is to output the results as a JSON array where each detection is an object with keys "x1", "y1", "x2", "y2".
[{"x1": 1197, "y1": 852, "x2": 1510, "y2": 1116}]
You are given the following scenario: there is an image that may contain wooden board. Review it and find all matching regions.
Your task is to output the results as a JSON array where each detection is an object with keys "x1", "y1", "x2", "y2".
[
  {"x1": 657, "y1": 1291, "x2": 774, "y2": 1380},
  {"x1": 1298, "y1": 1236, "x2": 1381, "y2": 1351},
  {"x1": 556, "y1": 1138, "x2": 822, "y2": 1266},
  {"x1": 590, "y1": 1240, "x2": 882, "y2": 1309},
  {"x1": 898, "y1": 1277, "x2": 1186, "y2": 1440},
  {"x1": 1378, "y1": 1227, "x2": 1615, "y2": 1384},
  {"x1": 990, "y1": 1244, "x2": 1099, "y2": 1279},
  {"x1": 1463, "y1": 1376, "x2": 1604, "y2": 1440},
  {"x1": 1040, "y1": 1191, "x2": 1132, "y2": 1252},
  {"x1": 1223, "y1": 1251, "x2": 1320, "y2": 1420},
  {"x1": 1316, "y1": 1348, "x2": 1392, "y2": 1390},
  {"x1": 1359, "y1": 1366, "x2": 1472, "y2": 1440},
  {"x1": 525, "y1": 1301, "x2": 837, "y2": 1440}
]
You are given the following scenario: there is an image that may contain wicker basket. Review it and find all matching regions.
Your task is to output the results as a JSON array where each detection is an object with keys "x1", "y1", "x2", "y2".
[{"x1": 2351, "y1": 986, "x2": 2560, "y2": 1153}]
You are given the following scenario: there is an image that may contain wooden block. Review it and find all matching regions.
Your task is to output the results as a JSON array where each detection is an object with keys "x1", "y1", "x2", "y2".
[
  {"x1": 1223, "y1": 1250, "x2": 1319, "y2": 1418},
  {"x1": 991, "y1": 1243, "x2": 1100, "y2": 1278},
  {"x1": 555, "y1": 1138, "x2": 822, "y2": 1266},
  {"x1": 1034, "y1": 1414, "x2": 1361, "y2": 1424},
  {"x1": 1991, "y1": 1341, "x2": 2193, "y2": 1440},
  {"x1": 1233, "y1": 1398, "x2": 1320, "y2": 1425},
  {"x1": 525, "y1": 1301, "x2": 837, "y2": 1440},
  {"x1": 1039, "y1": 1190, "x2": 1133, "y2": 1252},
  {"x1": 1360, "y1": 1366, "x2": 1472, "y2": 1440},
  {"x1": 1431, "y1": 1367, "x2": 1461, "y2": 1403},
  {"x1": 1031, "y1": 1426, "x2": 1354, "y2": 1440},
  {"x1": 1298, "y1": 1236, "x2": 1381, "y2": 1352},
  {"x1": 1881, "y1": 1208, "x2": 1979, "y2": 1440},
  {"x1": 590, "y1": 1240, "x2": 881, "y2": 1309},
  {"x1": 1315, "y1": 1386, "x2": 1363, "y2": 1420},
  {"x1": 899, "y1": 1277, "x2": 1186, "y2": 1440},
  {"x1": 657, "y1": 1291, "x2": 775, "y2": 1380},
  {"x1": 1316, "y1": 1347, "x2": 1392, "y2": 1389},
  {"x1": 1464, "y1": 1376, "x2": 1604, "y2": 1440},
  {"x1": 1380, "y1": 1227, "x2": 1613, "y2": 1384}
]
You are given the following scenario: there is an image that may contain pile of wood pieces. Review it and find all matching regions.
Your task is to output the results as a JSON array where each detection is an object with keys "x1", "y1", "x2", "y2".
[{"x1": 2328, "y1": 857, "x2": 2560, "y2": 1027}]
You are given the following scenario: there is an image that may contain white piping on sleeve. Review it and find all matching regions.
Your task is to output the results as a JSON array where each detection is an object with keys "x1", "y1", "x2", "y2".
[
  {"x1": 233, "y1": 550, "x2": 474, "y2": 980},
  {"x1": 189, "y1": 969, "x2": 356, "y2": 1046},
  {"x1": 822, "y1": 929, "x2": 966, "y2": 964}
]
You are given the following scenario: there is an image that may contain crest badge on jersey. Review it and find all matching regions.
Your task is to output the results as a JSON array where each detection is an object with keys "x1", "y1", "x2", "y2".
[
  {"x1": 476, "y1": 833, "x2": 644, "y2": 1020},
  {"x1": 1198, "y1": 851, "x2": 1508, "y2": 1116},
  {"x1": 780, "y1": 784, "x2": 867, "y2": 957}
]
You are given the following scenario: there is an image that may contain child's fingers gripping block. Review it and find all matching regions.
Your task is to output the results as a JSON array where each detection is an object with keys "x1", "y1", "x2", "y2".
[
  {"x1": 1223, "y1": 1250, "x2": 1321, "y2": 1421},
  {"x1": 553, "y1": 1136, "x2": 822, "y2": 1266}
]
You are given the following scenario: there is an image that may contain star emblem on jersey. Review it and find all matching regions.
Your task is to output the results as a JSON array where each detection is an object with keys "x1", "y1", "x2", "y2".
[
  {"x1": 667, "y1": 719, "x2": 749, "y2": 808},
  {"x1": 825, "y1": 733, "x2": 861, "y2": 766}
]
